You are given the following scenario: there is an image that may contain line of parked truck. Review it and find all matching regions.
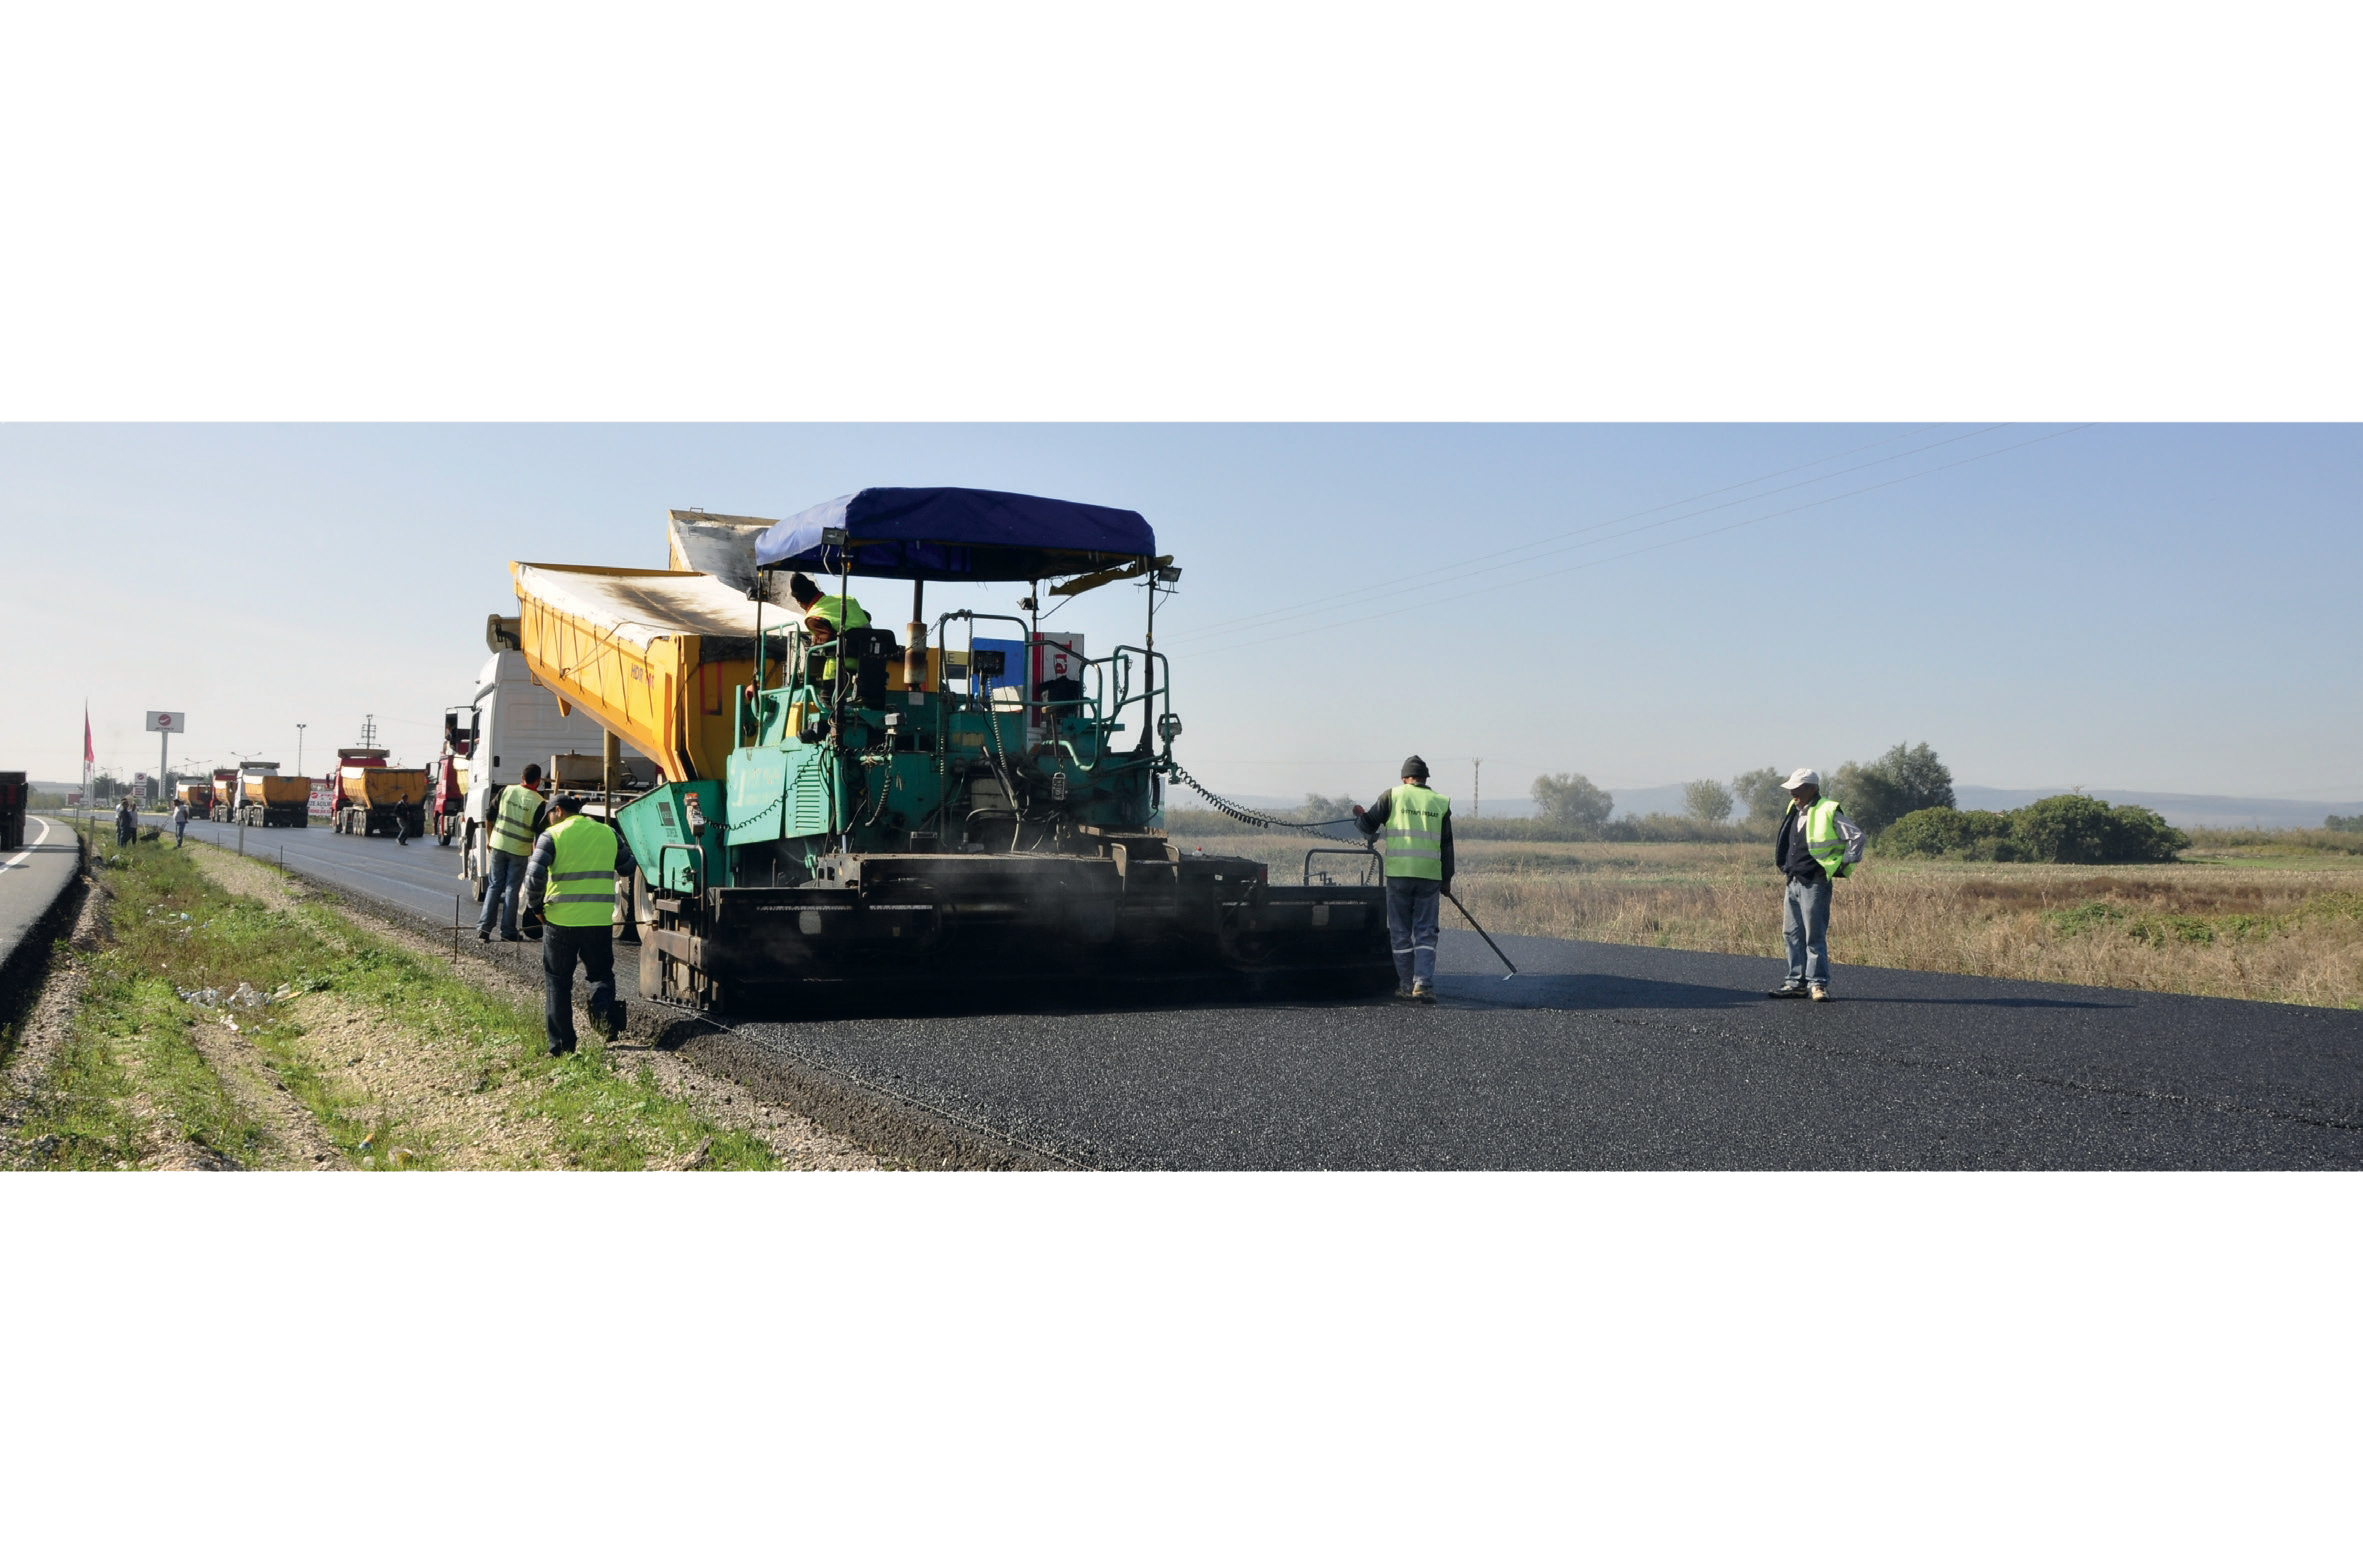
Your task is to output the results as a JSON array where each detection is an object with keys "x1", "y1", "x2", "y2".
[{"x1": 169, "y1": 617, "x2": 652, "y2": 897}]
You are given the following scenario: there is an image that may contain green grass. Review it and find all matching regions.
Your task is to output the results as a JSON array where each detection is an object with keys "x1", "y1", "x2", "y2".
[{"x1": 17, "y1": 835, "x2": 777, "y2": 1171}]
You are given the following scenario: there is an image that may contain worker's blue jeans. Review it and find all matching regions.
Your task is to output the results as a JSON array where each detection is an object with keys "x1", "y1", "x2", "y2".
[
  {"x1": 478, "y1": 849, "x2": 526, "y2": 939},
  {"x1": 1387, "y1": 878, "x2": 1442, "y2": 989},
  {"x1": 1782, "y1": 875, "x2": 1833, "y2": 986},
  {"x1": 542, "y1": 922, "x2": 618, "y2": 1051}
]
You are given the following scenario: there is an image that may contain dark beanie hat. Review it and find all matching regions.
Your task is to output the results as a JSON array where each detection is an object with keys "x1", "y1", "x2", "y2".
[{"x1": 1400, "y1": 755, "x2": 1429, "y2": 780}]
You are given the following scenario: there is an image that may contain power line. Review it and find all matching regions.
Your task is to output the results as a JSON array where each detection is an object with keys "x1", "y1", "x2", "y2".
[{"x1": 1164, "y1": 424, "x2": 1993, "y2": 647}]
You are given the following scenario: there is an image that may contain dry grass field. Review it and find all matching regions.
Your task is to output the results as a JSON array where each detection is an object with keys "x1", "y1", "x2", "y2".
[{"x1": 1179, "y1": 828, "x2": 2363, "y2": 1010}]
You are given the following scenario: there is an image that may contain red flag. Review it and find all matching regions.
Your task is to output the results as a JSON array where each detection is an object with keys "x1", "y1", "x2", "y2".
[{"x1": 84, "y1": 703, "x2": 94, "y2": 768}]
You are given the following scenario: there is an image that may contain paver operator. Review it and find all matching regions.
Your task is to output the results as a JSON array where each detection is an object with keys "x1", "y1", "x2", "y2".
[
  {"x1": 1354, "y1": 755, "x2": 1455, "y2": 1003},
  {"x1": 1768, "y1": 767, "x2": 1865, "y2": 1002},
  {"x1": 476, "y1": 762, "x2": 546, "y2": 942},
  {"x1": 788, "y1": 570, "x2": 869, "y2": 681},
  {"x1": 520, "y1": 793, "x2": 636, "y2": 1055}
]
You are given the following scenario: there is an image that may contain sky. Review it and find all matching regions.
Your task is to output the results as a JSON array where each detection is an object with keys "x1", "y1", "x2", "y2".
[{"x1": 4, "y1": 422, "x2": 2358, "y2": 809}]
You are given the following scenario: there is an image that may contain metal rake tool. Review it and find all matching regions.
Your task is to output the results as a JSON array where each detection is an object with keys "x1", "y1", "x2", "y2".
[{"x1": 1443, "y1": 889, "x2": 1518, "y2": 978}]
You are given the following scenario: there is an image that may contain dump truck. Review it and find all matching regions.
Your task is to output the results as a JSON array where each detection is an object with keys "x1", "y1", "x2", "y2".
[
  {"x1": 509, "y1": 486, "x2": 1391, "y2": 1013},
  {"x1": 223, "y1": 764, "x2": 309, "y2": 828},
  {"x1": 0, "y1": 772, "x2": 25, "y2": 852},
  {"x1": 328, "y1": 748, "x2": 429, "y2": 838},
  {"x1": 207, "y1": 768, "x2": 240, "y2": 822},
  {"x1": 174, "y1": 779, "x2": 215, "y2": 818}
]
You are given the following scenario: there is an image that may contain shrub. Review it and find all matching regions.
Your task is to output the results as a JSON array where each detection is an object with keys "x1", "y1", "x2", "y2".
[
  {"x1": 1531, "y1": 772, "x2": 1614, "y2": 832},
  {"x1": 1881, "y1": 806, "x2": 2021, "y2": 861},
  {"x1": 1882, "y1": 797, "x2": 2185, "y2": 864},
  {"x1": 2012, "y1": 795, "x2": 2188, "y2": 864},
  {"x1": 2329, "y1": 814, "x2": 2363, "y2": 834}
]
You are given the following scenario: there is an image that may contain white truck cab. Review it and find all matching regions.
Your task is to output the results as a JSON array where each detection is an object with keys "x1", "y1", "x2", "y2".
[{"x1": 457, "y1": 649, "x2": 651, "y2": 886}]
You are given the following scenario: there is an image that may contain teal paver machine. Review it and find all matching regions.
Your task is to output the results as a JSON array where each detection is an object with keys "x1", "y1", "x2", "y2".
[{"x1": 620, "y1": 487, "x2": 1393, "y2": 1012}]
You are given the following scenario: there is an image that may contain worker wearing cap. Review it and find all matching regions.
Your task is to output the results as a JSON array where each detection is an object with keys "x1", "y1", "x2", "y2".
[
  {"x1": 476, "y1": 763, "x2": 546, "y2": 942},
  {"x1": 1769, "y1": 768, "x2": 1865, "y2": 1002},
  {"x1": 1354, "y1": 755, "x2": 1455, "y2": 1003},
  {"x1": 520, "y1": 794, "x2": 637, "y2": 1055},
  {"x1": 787, "y1": 571, "x2": 870, "y2": 684}
]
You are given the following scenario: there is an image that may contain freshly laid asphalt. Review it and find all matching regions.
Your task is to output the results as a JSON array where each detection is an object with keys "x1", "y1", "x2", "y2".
[
  {"x1": 710, "y1": 931, "x2": 2363, "y2": 1170},
  {"x1": 140, "y1": 814, "x2": 2363, "y2": 1169}
]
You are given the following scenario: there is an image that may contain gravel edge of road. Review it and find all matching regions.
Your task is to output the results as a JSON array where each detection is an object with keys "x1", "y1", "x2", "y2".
[{"x1": 235, "y1": 853, "x2": 1064, "y2": 1172}]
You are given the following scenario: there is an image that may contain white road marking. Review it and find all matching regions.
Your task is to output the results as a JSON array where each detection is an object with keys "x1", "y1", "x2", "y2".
[{"x1": 0, "y1": 814, "x2": 53, "y2": 872}]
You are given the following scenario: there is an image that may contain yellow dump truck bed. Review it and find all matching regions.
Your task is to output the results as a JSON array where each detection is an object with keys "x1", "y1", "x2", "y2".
[
  {"x1": 342, "y1": 767, "x2": 428, "y2": 808},
  {"x1": 237, "y1": 774, "x2": 310, "y2": 807},
  {"x1": 510, "y1": 563, "x2": 786, "y2": 784}
]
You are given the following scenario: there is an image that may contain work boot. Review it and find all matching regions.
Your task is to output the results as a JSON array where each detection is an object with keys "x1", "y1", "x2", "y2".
[
  {"x1": 1768, "y1": 982, "x2": 1808, "y2": 998},
  {"x1": 1411, "y1": 980, "x2": 1437, "y2": 1004},
  {"x1": 548, "y1": 1040, "x2": 576, "y2": 1057},
  {"x1": 1809, "y1": 983, "x2": 1832, "y2": 1003}
]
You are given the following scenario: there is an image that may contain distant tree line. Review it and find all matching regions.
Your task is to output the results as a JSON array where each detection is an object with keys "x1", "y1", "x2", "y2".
[
  {"x1": 1526, "y1": 742, "x2": 2189, "y2": 863},
  {"x1": 2328, "y1": 813, "x2": 2363, "y2": 834}
]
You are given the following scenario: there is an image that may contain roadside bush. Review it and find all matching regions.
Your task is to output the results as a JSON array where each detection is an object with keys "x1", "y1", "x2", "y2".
[
  {"x1": 1880, "y1": 806, "x2": 2022, "y2": 861},
  {"x1": 2015, "y1": 795, "x2": 2187, "y2": 864},
  {"x1": 1881, "y1": 796, "x2": 2187, "y2": 864}
]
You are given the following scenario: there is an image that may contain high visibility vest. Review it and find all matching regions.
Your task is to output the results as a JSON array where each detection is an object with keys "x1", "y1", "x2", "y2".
[
  {"x1": 1801, "y1": 796, "x2": 1852, "y2": 879},
  {"x1": 543, "y1": 815, "x2": 620, "y2": 927},
  {"x1": 805, "y1": 594, "x2": 870, "y2": 682},
  {"x1": 1381, "y1": 784, "x2": 1450, "y2": 880},
  {"x1": 490, "y1": 782, "x2": 542, "y2": 857},
  {"x1": 808, "y1": 594, "x2": 870, "y2": 634}
]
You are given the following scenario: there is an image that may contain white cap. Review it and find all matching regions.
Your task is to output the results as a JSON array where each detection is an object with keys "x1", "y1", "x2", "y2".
[{"x1": 1782, "y1": 768, "x2": 1820, "y2": 790}]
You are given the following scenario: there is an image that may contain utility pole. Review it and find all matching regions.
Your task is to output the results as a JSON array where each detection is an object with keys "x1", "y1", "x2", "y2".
[
  {"x1": 358, "y1": 714, "x2": 378, "y2": 749},
  {"x1": 1474, "y1": 758, "x2": 1482, "y2": 819}
]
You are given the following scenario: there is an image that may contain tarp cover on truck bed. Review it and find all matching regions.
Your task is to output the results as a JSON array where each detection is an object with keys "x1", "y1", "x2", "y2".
[
  {"x1": 755, "y1": 486, "x2": 1155, "y2": 582},
  {"x1": 512, "y1": 564, "x2": 783, "y2": 660}
]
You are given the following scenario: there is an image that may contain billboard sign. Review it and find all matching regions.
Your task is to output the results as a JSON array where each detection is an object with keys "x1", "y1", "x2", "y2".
[{"x1": 144, "y1": 711, "x2": 186, "y2": 733}]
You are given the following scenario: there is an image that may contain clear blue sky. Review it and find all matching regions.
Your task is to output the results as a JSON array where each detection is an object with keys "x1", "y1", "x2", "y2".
[{"x1": 5, "y1": 423, "x2": 2358, "y2": 805}]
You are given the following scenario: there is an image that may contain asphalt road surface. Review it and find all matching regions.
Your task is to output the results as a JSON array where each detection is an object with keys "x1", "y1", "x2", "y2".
[
  {"x1": 707, "y1": 931, "x2": 2363, "y2": 1170},
  {"x1": 0, "y1": 816, "x2": 81, "y2": 973},
  {"x1": 148, "y1": 814, "x2": 2363, "y2": 1169},
  {"x1": 170, "y1": 813, "x2": 478, "y2": 930}
]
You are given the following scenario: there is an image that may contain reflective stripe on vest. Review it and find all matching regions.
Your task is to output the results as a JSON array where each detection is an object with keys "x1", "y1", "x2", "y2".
[
  {"x1": 490, "y1": 783, "x2": 541, "y2": 857},
  {"x1": 543, "y1": 815, "x2": 619, "y2": 926},
  {"x1": 1382, "y1": 784, "x2": 1450, "y2": 880},
  {"x1": 1803, "y1": 796, "x2": 1851, "y2": 878}
]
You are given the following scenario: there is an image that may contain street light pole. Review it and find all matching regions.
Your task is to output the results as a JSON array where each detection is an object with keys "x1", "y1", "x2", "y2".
[{"x1": 296, "y1": 723, "x2": 307, "y2": 779}]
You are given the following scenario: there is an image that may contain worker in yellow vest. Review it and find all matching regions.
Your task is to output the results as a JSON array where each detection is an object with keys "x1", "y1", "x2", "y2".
[
  {"x1": 787, "y1": 571, "x2": 871, "y2": 684},
  {"x1": 521, "y1": 794, "x2": 638, "y2": 1054},
  {"x1": 1769, "y1": 768, "x2": 1865, "y2": 1002},
  {"x1": 475, "y1": 762, "x2": 546, "y2": 942},
  {"x1": 1354, "y1": 755, "x2": 1455, "y2": 1003}
]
